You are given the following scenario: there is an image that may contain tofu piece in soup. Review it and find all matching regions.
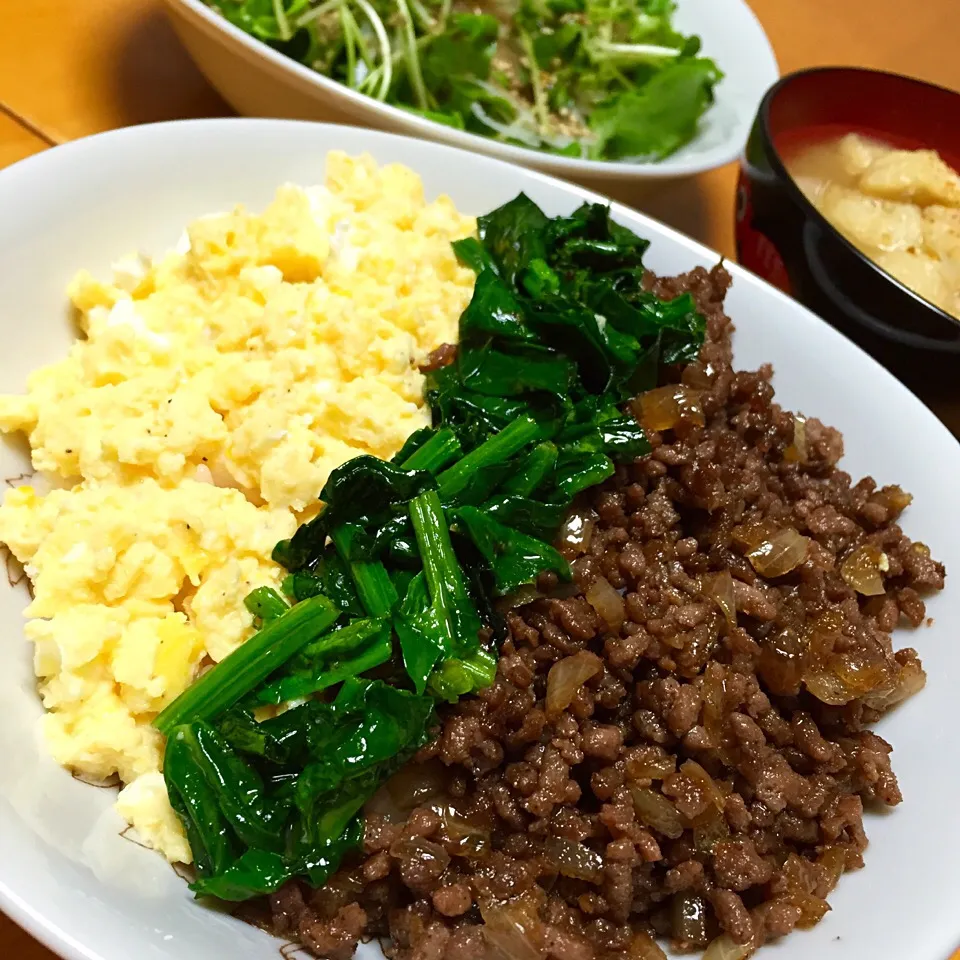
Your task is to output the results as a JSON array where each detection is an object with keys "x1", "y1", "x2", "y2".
[
  {"x1": 874, "y1": 248, "x2": 954, "y2": 313},
  {"x1": 923, "y1": 205, "x2": 960, "y2": 263},
  {"x1": 838, "y1": 133, "x2": 892, "y2": 178},
  {"x1": 817, "y1": 183, "x2": 924, "y2": 252},
  {"x1": 859, "y1": 150, "x2": 960, "y2": 207},
  {"x1": 794, "y1": 175, "x2": 827, "y2": 205}
]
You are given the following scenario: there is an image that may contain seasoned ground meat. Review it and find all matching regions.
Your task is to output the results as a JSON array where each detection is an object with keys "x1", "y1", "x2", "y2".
[{"x1": 247, "y1": 264, "x2": 942, "y2": 959}]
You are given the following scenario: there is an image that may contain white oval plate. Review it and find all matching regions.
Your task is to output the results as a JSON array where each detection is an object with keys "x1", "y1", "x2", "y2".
[
  {"x1": 160, "y1": 0, "x2": 778, "y2": 185},
  {"x1": 0, "y1": 119, "x2": 958, "y2": 960}
]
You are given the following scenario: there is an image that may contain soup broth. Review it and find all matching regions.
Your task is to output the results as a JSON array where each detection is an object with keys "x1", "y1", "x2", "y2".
[{"x1": 787, "y1": 133, "x2": 960, "y2": 321}]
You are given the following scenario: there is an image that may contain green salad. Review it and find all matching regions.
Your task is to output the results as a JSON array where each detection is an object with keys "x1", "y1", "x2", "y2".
[
  {"x1": 154, "y1": 193, "x2": 705, "y2": 900},
  {"x1": 211, "y1": 0, "x2": 722, "y2": 162}
]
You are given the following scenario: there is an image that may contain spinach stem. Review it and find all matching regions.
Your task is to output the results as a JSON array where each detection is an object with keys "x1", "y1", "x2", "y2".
[
  {"x1": 244, "y1": 586, "x2": 289, "y2": 623},
  {"x1": 256, "y1": 618, "x2": 392, "y2": 705},
  {"x1": 500, "y1": 441, "x2": 558, "y2": 497},
  {"x1": 409, "y1": 489, "x2": 461, "y2": 641},
  {"x1": 165, "y1": 730, "x2": 235, "y2": 874},
  {"x1": 401, "y1": 428, "x2": 462, "y2": 474},
  {"x1": 436, "y1": 414, "x2": 543, "y2": 500},
  {"x1": 155, "y1": 596, "x2": 339, "y2": 734},
  {"x1": 409, "y1": 488, "x2": 483, "y2": 663},
  {"x1": 331, "y1": 523, "x2": 399, "y2": 617}
]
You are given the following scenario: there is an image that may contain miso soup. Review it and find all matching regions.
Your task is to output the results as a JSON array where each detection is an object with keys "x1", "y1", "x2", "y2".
[{"x1": 786, "y1": 133, "x2": 960, "y2": 321}]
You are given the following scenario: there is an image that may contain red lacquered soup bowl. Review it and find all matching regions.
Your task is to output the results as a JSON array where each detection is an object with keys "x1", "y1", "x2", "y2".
[{"x1": 736, "y1": 67, "x2": 960, "y2": 361}]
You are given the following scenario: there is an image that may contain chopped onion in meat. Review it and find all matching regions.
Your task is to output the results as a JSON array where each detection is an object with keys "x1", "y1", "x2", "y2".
[
  {"x1": 626, "y1": 749, "x2": 676, "y2": 782},
  {"x1": 558, "y1": 510, "x2": 598, "y2": 558},
  {"x1": 816, "y1": 845, "x2": 846, "y2": 896},
  {"x1": 682, "y1": 362, "x2": 714, "y2": 391},
  {"x1": 678, "y1": 760, "x2": 730, "y2": 851},
  {"x1": 480, "y1": 891, "x2": 545, "y2": 960},
  {"x1": 840, "y1": 544, "x2": 888, "y2": 596},
  {"x1": 803, "y1": 615, "x2": 897, "y2": 706},
  {"x1": 759, "y1": 627, "x2": 806, "y2": 697},
  {"x1": 542, "y1": 836, "x2": 604, "y2": 882},
  {"x1": 804, "y1": 658, "x2": 893, "y2": 706},
  {"x1": 803, "y1": 669, "x2": 853, "y2": 707},
  {"x1": 681, "y1": 759, "x2": 726, "y2": 805},
  {"x1": 861, "y1": 656, "x2": 926, "y2": 711},
  {"x1": 630, "y1": 785, "x2": 684, "y2": 839},
  {"x1": 586, "y1": 575, "x2": 626, "y2": 631},
  {"x1": 702, "y1": 934, "x2": 756, "y2": 960},
  {"x1": 701, "y1": 666, "x2": 729, "y2": 750},
  {"x1": 783, "y1": 415, "x2": 808, "y2": 463},
  {"x1": 545, "y1": 651, "x2": 602, "y2": 718},
  {"x1": 437, "y1": 804, "x2": 492, "y2": 859},
  {"x1": 734, "y1": 520, "x2": 809, "y2": 578},
  {"x1": 388, "y1": 837, "x2": 451, "y2": 874},
  {"x1": 437, "y1": 805, "x2": 486, "y2": 840},
  {"x1": 671, "y1": 892, "x2": 710, "y2": 946},
  {"x1": 877, "y1": 485, "x2": 913, "y2": 517},
  {"x1": 832, "y1": 651, "x2": 894, "y2": 693},
  {"x1": 701, "y1": 570, "x2": 736, "y2": 630},
  {"x1": 805, "y1": 608, "x2": 843, "y2": 656},
  {"x1": 495, "y1": 581, "x2": 582, "y2": 613},
  {"x1": 497, "y1": 584, "x2": 542, "y2": 611},
  {"x1": 631, "y1": 385, "x2": 705, "y2": 432},
  {"x1": 692, "y1": 804, "x2": 730, "y2": 854},
  {"x1": 791, "y1": 892, "x2": 830, "y2": 929},
  {"x1": 627, "y1": 931, "x2": 668, "y2": 960},
  {"x1": 451, "y1": 834, "x2": 491, "y2": 859},
  {"x1": 779, "y1": 854, "x2": 831, "y2": 929},
  {"x1": 366, "y1": 760, "x2": 448, "y2": 821}
]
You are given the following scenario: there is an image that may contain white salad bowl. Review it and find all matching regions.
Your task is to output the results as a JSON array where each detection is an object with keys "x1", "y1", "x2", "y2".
[
  {"x1": 0, "y1": 119, "x2": 959, "y2": 960},
  {"x1": 160, "y1": 0, "x2": 778, "y2": 185}
]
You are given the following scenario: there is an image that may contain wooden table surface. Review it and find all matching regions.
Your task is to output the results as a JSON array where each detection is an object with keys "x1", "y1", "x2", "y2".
[{"x1": 1, "y1": 1, "x2": 959, "y2": 958}]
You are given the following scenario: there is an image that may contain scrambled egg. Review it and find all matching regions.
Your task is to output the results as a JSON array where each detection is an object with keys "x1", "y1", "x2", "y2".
[{"x1": 0, "y1": 153, "x2": 476, "y2": 863}]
